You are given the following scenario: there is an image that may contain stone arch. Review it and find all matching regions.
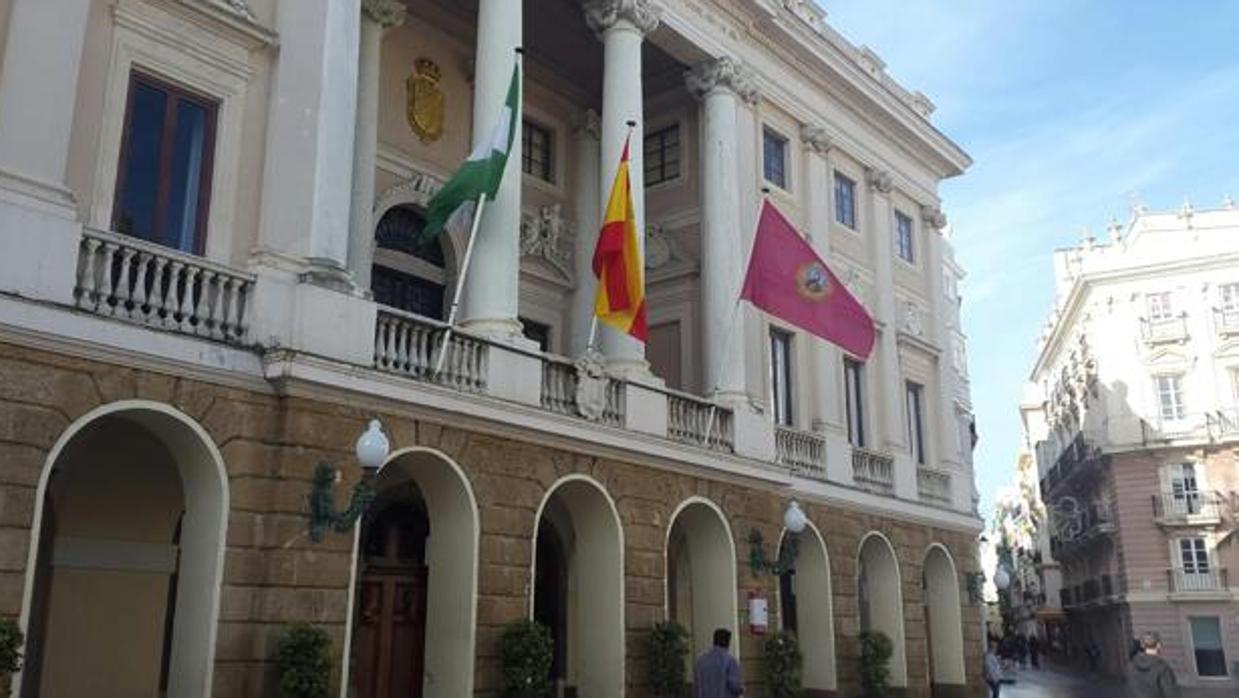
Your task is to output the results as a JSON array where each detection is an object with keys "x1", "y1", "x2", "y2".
[
  {"x1": 17, "y1": 400, "x2": 228, "y2": 698},
  {"x1": 665, "y1": 496, "x2": 740, "y2": 662},
  {"x1": 529, "y1": 475, "x2": 625, "y2": 697},
  {"x1": 374, "y1": 172, "x2": 466, "y2": 275},
  {"x1": 777, "y1": 520, "x2": 837, "y2": 691},
  {"x1": 343, "y1": 446, "x2": 479, "y2": 697},
  {"x1": 923, "y1": 543, "x2": 966, "y2": 687},
  {"x1": 857, "y1": 531, "x2": 908, "y2": 687}
]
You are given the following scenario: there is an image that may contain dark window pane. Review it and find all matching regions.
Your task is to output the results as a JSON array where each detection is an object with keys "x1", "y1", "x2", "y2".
[
  {"x1": 520, "y1": 317, "x2": 551, "y2": 353},
  {"x1": 896, "y1": 212, "x2": 914, "y2": 263},
  {"x1": 371, "y1": 264, "x2": 445, "y2": 320},
  {"x1": 522, "y1": 120, "x2": 553, "y2": 183},
  {"x1": 115, "y1": 82, "x2": 167, "y2": 241},
  {"x1": 763, "y1": 129, "x2": 787, "y2": 189},
  {"x1": 834, "y1": 173, "x2": 856, "y2": 229},
  {"x1": 166, "y1": 100, "x2": 209, "y2": 253},
  {"x1": 644, "y1": 125, "x2": 680, "y2": 186},
  {"x1": 376, "y1": 206, "x2": 443, "y2": 264}
]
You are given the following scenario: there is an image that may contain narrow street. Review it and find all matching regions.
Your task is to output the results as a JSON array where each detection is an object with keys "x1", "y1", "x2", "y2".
[{"x1": 998, "y1": 666, "x2": 1232, "y2": 698}]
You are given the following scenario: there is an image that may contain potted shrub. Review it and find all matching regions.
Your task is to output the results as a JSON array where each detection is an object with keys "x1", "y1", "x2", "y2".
[
  {"x1": 497, "y1": 618, "x2": 553, "y2": 698},
  {"x1": 273, "y1": 623, "x2": 333, "y2": 698},
  {"x1": 762, "y1": 630, "x2": 803, "y2": 697},
  {"x1": 859, "y1": 630, "x2": 894, "y2": 698},
  {"x1": 0, "y1": 619, "x2": 22, "y2": 698},
  {"x1": 648, "y1": 621, "x2": 690, "y2": 698}
]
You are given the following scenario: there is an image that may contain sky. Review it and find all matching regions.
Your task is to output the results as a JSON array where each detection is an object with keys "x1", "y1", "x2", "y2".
[{"x1": 820, "y1": 0, "x2": 1239, "y2": 521}]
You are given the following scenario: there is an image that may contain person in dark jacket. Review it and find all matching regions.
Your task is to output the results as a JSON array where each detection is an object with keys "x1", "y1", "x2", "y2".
[
  {"x1": 1126, "y1": 632, "x2": 1182, "y2": 698},
  {"x1": 1028, "y1": 635, "x2": 1040, "y2": 669},
  {"x1": 694, "y1": 628, "x2": 743, "y2": 697}
]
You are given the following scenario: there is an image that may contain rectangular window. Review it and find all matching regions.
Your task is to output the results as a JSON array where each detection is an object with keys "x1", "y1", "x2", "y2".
[
  {"x1": 521, "y1": 120, "x2": 554, "y2": 183},
  {"x1": 895, "y1": 211, "x2": 915, "y2": 263},
  {"x1": 844, "y1": 358, "x2": 866, "y2": 447},
  {"x1": 834, "y1": 172, "x2": 856, "y2": 229},
  {"x1": 1155, "y1": 374, "x2": 1186, "y2": 420},
  {"x1": 1179, "y1": 537, "x2": 1210, "y2": 574},
  {"x1": 1146, "y1": 291, "x2": 1174, "y2": 320},
  {"x1": 643, "y1": 124, "x2": 681, "y2": 186},
  {"x1": 762, "y1": 128, "x2": 788, "y2": 189},
  {"x1": 1189, "y1": 617, "x2": 1228, "y2": 677},
  {"x1": 906, "y1": 381, "x2": 926, "y2": 464},
  {"x1": 769, "y1": 328, "x2": 794, "y2": 427},
  {"x1": 113, "y1": 71, "x2": 218, "y2": 254},
  {"x1": 1169, "y1": 463, "x2": 1202, "y2": 515}
]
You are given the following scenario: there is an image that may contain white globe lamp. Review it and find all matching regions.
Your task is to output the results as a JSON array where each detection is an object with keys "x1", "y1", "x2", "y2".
[
  {"x1": 783, "y1": 500, "x2": 807, "y2": 534},
  {"x1": 993, "y1": 566, "x2": 1011, "y2": 592},
  {"x1": 355, "y1": 419, "x2": 391, "y2": 472}
]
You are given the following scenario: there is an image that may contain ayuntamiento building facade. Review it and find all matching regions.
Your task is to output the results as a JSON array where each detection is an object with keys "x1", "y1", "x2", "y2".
[
  {"x1": 1022, "y1": 205, "x2": 1239, "y2": 690},
  {"x1": 0, "y1": 0, "x2": 982, "y2": 695}
]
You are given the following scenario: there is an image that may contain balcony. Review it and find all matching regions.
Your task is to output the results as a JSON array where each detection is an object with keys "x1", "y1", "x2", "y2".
[
  {"x1": 1049, "y1": 500, "x2": 1116, "y2": 559},
  {"x1": 1214, "y1": 307, "x2": 1239, "y2": 336},
  {"x1": 775, "y1": 426, "x2": 825, "y2": 479},
  {"x1": 74, "y1": 228, "x2": 254, "y2": 344},
  {"x1": 852, "y1": 447, "x2": 894, "y2": 494},
  {"x1": 1151, "y1": 491, "x2": 1230, "y2": 527},
  {"x1": 664, "y1": 388, "x2": 734, "y2": 454},
  {"x1": 373, "y1": 308, "x2": 488, "y2": 394},
  {"x1": 1140, "y1": 313, "x2": 1188, "y2": 344},
  {"x1": 1039, "y1": 432, "x2": 1103, "y2": 498},
  {"x1": 1062, "y1": 574, "x2": 1121, "y2": 609},
  {"x1": 1167, "y1": 567, "x2": 1231, "y2": 597},
  {"x1": 916, "y1": 467, "x2": 952, "y2": 506},
  {"x1": 540, "y1": 353, "x2": 626, "y2": 428}
]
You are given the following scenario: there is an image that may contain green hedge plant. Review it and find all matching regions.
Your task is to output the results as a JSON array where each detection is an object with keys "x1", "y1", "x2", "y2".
[
  {"x1": 762, "y1": 630, "x2": 803, "y2": 698},
  {"x1": 498, "y1": 618, "x2": 553, "y2": 698},
  {"x1": 859, "y1": 630, "x2": 894, "y2": 698},
  {"x1": 274, "y1": 624, "x2": 333, "y2": 698},
  {"x1": 648, "y1": 621, "x2": 690, "y2": 698}
]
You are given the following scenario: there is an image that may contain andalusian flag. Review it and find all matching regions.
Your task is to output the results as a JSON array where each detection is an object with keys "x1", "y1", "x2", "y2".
[
  {"x1": 419, "y1": 64, "x2": 519, "y2": 244},
  {"x1": 592, "y1": 137, "x2": 647, "y2": 341}
]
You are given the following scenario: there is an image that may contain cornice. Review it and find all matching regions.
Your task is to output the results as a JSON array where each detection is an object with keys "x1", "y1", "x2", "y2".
[
  {"x1": 684, "y1": 56, "x2": 760, "y2": 104},
  {"x1": 583, "y1": 0, "x2": 661, "y2": 37}
]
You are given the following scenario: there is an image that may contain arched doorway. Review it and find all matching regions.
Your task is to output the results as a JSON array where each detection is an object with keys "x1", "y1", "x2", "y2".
[
  {"x1": 348, "y1": 448, "x2": 479, "y2": 697},
  {"x1": 18, "y1": 401, "x2": 227, "y2": 698},
  {"x1": 778, "y1": 523, "x2": 836, "y2": 694},
  {"x1": 858, "y1": 532, "x2": 908, "y2": 688},
  {"x1": 923, "y1": 544, "x2": 965, "y2": 692},
  {"x1": 666, "y1": 498, "x2": 739, "y2": 665},
  {"x1": 371, "y1": 204, "x2": 453, "y2": 319},
  {"x1": 531, "y1": 476, "x2": 625, "y2": 697}
]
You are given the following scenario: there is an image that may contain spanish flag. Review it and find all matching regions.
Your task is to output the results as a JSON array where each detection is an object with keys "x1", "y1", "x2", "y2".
[{"x1": 592, "y1": 137, "x2": 647, "y2": 341}]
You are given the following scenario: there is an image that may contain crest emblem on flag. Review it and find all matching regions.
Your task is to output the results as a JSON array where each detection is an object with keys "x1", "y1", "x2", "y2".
[{"x1": 796, "y1": 261, "x2": 831, "y2": 300}]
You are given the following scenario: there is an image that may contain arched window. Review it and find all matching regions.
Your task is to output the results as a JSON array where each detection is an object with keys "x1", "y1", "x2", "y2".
[{"x1": 371, "y1": 205, "x2": 449, "y2": 320}]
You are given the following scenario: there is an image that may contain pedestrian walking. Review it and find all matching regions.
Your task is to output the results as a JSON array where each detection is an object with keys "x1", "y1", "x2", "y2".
[
  {"x1": 1028, "y1": 635, "x2": 1040, "y2": 669},
  {"x1": 984, "y1": 641, "x2": 1003, "y2": 698},
  {"x1": 1126, "y1": 632, "x2": 1182, "y2": 698},
  {"x1": 1015, "y1": 634, "x2": 1027, "y2": 669},
  {"x1": 1085, "y1": 639, "x2": 1101, "y2": 674},
  {"x1": 693, "y1": 628, "x2": 743, "y2": 697}
]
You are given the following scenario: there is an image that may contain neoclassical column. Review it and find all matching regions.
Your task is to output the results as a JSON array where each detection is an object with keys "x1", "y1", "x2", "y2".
[
  {"x1": 458, "y1": 0, "x2": 524, "y2": 337},
  {"x1": 801, "y1": 127, "x2": 842, "y2": 430},
  {"x1": 687, "y1": 57, "x2": 757, "y2": 400},
  {"x1": 258, "y1": 0, "x2": 361, "y2": 285},
  {"x1": 0, "y1": 0, "x2": 91, "y2": 206},
  {"x1": 866, "y1": 167, "x2": 905, "y2": 452},
  {"x1": 570, "y1": 109, "x2": 602, "y2": 356},
  {"x1": 584, "y1": 0, "x2": 659, "y2": 375},
  {"x1": 347, "y1": 0, "x2": 406, "y2": 293}
]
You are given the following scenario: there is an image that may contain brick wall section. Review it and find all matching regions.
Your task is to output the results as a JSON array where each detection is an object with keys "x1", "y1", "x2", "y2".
[{"x1": 0, "y1": 342, "x2": 985, "y2": 697}]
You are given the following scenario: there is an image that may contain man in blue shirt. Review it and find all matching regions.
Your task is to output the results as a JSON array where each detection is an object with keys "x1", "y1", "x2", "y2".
[{"x1": 694, "y1": 628, "x2": 743, "y2": 697}]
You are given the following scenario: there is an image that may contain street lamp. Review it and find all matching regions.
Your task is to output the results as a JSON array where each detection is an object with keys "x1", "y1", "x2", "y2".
[
  {"x1": 749, "y1": 500, "x2": 806, "y2": 576},
  {"x1": 994, "y1": 565, "x2": 1012, "y2": 591},
  {"x1": 308, "y1": 419, "x2": 390, "y2": 542},
  {"x1": 783, "y1": 500, "x2": 807, "y2": 534}
]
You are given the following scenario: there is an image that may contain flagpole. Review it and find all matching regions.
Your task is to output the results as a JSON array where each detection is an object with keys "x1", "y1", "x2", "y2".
[
  {"x1": 434, "y1": 192, "x2": 487, "y2": 376},
  {"x1": 702, "y1": 188, "x2": 771, "y2": 446}
]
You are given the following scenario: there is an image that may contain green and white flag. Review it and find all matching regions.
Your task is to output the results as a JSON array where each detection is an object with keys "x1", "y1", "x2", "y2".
[{"x1": 419, "y1": 63, "x2": 519, "y2": 245}]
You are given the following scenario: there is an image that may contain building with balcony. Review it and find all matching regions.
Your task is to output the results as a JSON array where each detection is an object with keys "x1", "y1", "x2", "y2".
[
  {"x1": 0, "y1": 0, "x2": 981, "y2": 696},
  {"x1": 1022, "y1": 203, "x2": 1239, "y2": 689}
]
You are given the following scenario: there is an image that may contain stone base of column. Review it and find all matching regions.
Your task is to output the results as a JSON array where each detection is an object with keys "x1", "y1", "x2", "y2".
[
  {"x1": 459, "y1": 317, "x2": 528, "y2": 343},
  {"x1": 0, "y1": 175, "x2": 82, "y2": 306},
  {"x1": 300, "y1": 257, "x2": 358, "y2": 295},
  {"x1": 605, "y1": 356, "x2": 659, "y2": 383},
  {"x1": 710, "y1": 389, "x2": 750, "y2": 408}
]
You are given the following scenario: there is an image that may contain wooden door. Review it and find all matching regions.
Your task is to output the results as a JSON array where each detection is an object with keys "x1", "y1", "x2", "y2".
[{"x1": 352, "y1": 567, "x2": 428, "y2": 698}]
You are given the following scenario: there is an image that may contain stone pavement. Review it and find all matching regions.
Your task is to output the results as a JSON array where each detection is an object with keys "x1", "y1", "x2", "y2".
[{"x1": 997, "y1": 666, "x2": 1234, "y2": 698}]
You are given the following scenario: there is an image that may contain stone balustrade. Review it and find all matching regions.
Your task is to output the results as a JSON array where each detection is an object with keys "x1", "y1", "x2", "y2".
[
  {"x1": 373, "y1": 308, "x2": 487, "y2": 393},
  {"x1": 539, "y1": 353, "x2": 625, "y2": 427},
  {"x1": 852, "y1": 447, "x2": 895, "y2": 493},
  {"x1": 917, "y1": 467, "x2": 952, "y2": 506},
  {"x1": 665, "y1": 389, "x2": 734, "y2": 453},
  {"x1": 74, "y1": 228, "x2": 253, "y2": 343},
  {"x1": 776, "y1": 426, "x2": 826, "y2": 478}
]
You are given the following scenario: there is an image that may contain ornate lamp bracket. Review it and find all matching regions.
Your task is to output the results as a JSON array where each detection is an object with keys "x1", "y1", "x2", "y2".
[
  {"x1": 748, "y1": 528, "x2": 798, "y2": 576},
  {"x1": 308, "y1": 461, "x2": 377, "y2": 542}
]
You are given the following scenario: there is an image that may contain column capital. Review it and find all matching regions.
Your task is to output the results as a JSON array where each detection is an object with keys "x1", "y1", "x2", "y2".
[
  {"x1": 583, "y1": 0, "x2": 661, "y2": 37},
  {"x1": 362, "y1": 0, "x2": 407, "y2": 28},
  {"x1": 801, "y1": 125, "x2": 833, "y2": 155},
  {"x1": 865, "y1": 166, "x2": 893, "y2": 195},
  {"x1": 685, "y1": 57, "x2": 759, "y2": 104},
  {"x1": 573, "y1": 108, "x2": 602, "y2": 141},
  {"x1": 921, "y1": 204, "x2": 948, "y2": 230}
]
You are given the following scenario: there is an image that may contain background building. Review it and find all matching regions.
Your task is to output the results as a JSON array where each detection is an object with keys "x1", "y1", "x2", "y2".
[
  {"x1": 1022, "y1": 202, "x2": 1239, "y2": 689},
  {"x1": 0, "y1": 0, "x2": 981, "y2": 696}
]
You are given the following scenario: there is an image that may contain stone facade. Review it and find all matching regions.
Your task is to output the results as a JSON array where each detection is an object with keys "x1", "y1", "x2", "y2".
[{"x1": 0, "y1": 340, "x2": 982, "y2": 696}]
